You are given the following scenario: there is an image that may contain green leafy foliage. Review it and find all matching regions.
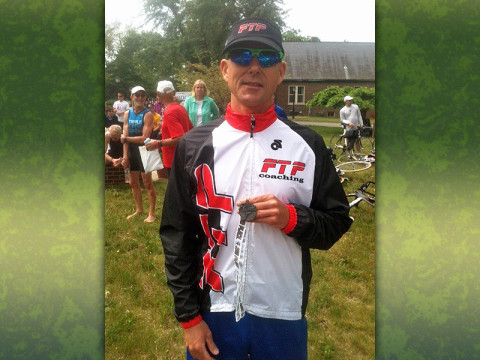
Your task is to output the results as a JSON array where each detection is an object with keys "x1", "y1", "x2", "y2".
[
  {"x1": 307, "y1": 86, "x2": 376, "y2": 113},
  {"x1": 106, "y1": 0, "x2": 296, "y2": 100},
  {"x1": 283, "y1": 28, "x2": 312, "y2": 42}
]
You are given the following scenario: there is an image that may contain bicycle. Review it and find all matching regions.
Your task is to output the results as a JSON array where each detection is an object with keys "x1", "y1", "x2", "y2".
[
  {"x1": 330, "y1": 126, "x2": 374, "y2": 164},
  {"x1": 326, "y1": 146, "x2": 372, "y2": 181},
  {"x1": 347, "y1": 181, "x2": 375, "y2": 208},
  {"x1": 326, "y1": 146, "x2": 348, "y2": 183}
]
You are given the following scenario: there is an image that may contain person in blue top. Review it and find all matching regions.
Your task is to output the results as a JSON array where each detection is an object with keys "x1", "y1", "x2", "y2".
[
  {"x1": 183, "y1": 79, "x2": 220, "y2": 127},
  {"x1": 120, "y1": 85, "x2": 156, "y2": 223}
]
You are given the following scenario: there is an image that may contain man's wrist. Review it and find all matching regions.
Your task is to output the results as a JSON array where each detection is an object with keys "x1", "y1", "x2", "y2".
[{"x1": 180, "y1": 314, "x2": 202, "y2": 329}]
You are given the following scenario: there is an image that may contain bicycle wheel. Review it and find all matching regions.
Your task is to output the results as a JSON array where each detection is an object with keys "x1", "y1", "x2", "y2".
[
  {"x1": 336, "y1": 161, "x2": 372, "y2": 173},
  {"x1": 329, "y1": 133, "x2": 347, "y2": 161},
  {"x1": 356, "y1": 136, "x2": 374, "y2": 156},
  {"x1": 337, "y1": 152, "x2": 367, "y2": 163}
]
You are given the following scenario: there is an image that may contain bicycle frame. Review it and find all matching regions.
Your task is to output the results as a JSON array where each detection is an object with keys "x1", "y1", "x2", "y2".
[{"x1": 347, "y1": 181, "x2": 375, "y2": 208}]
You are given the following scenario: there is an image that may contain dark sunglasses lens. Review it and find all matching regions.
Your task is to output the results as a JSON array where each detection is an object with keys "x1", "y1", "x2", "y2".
[
  {"x1": 230, "y1": 50, "x2": 253, "y2": 66},
  {"x1": 229, "y1": 49, "x2": 280, "y2": 68},
  {"x1": 258, "y1": 51, "x2": 281, "y2": 67}
]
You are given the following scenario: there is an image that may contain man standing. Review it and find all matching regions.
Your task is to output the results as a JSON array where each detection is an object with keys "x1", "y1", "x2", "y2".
[
  {"x1": 340, "y1": 95, "x2": 364, "y2": 155},
  {"x1": 145, "y1": 80, "x2": 192, "y2": 177},
  {"x1": 113, "y1": 92, "x2": 130, "y2": 127},
  {"x1": 160, "y1": 18, "x2": 352, "y2": 360}
]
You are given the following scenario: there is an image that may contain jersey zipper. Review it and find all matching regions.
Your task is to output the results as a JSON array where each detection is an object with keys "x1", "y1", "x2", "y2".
[
  {"x1": 250, "y1": 114, "x2": 255, "y2": 138},
  {"x1": 235, "y1": 114, "x2": 256, "y2": 321}
]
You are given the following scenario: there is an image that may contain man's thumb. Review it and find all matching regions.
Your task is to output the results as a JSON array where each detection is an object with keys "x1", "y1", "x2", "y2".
[{"x1": 206, "y1": 334, "x2": 219, "y2": 355}]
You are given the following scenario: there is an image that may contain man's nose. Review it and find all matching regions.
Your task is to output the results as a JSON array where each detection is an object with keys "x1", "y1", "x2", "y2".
[{"x1": 247, "y1": 57, "x2": 262, "y2": 72}]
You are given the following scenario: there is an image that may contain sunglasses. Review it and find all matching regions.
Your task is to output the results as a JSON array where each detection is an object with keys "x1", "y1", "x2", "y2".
[
  {"x1": 134, "y1": 92, "x2": 146, "y2": 98},
  {"x1": 225, "y1": 48, "x2": 284, "y2": 68}
]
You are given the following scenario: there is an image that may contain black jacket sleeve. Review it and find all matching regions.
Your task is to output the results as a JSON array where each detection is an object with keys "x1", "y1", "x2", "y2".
[
  {"x1": 287, "y1": 130, "x2": 353, "y2": 249},
  {"x1": 159, "y1": 136, "x2": 206, "y2": 323}
]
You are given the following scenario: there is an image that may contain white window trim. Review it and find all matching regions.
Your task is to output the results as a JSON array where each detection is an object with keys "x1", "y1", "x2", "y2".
[{"x1": 288, "y1": 86, "x2": 305, "y2": 105}]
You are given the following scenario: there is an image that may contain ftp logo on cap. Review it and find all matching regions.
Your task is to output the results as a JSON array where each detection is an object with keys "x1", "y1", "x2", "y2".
[{"x1": 238, "y1": 23, "x2": 266, "y2": 33}]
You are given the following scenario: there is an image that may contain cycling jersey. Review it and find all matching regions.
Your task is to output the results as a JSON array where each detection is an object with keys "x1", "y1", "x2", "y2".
[{"x1": 160, "y1": 104, "x2": 352, "y2": 323}]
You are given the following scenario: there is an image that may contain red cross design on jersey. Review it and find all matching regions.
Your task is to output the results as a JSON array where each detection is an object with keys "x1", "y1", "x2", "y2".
[{"x1": 195, "y1": 164, "x2": 234, "y2": 292}]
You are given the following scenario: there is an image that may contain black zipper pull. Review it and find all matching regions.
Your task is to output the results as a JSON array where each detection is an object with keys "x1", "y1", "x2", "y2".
[{"x1": 250, "y1": 114, "x2": 255, "y2": 138}]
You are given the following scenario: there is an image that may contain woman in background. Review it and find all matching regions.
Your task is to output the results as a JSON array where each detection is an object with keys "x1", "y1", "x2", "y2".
[{"x1": 183, "y1": 79, "x2": 219, "y2": 127}]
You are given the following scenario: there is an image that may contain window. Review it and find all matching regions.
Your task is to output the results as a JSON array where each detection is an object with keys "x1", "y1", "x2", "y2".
[{"x1": 288, "y1": 86, "x2": 305, "y2": 105}]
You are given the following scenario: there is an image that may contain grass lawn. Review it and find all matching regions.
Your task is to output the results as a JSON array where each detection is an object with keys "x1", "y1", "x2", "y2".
[
  {"x1": 292, "y1": 116, "x2": 341, "y2": 124},
  {"x1": 105, "y1": 125, "x2": 375, "y2": 360}
]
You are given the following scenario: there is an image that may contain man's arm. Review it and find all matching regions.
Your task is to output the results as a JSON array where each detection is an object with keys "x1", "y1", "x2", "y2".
[
  {"x1": 287, "y1": 139, "x2": 352, "y2": 249},
  {"x1": 356, "y1": 105, "x2": 364, "y2": 127},
  {"x1": 160, "y1": 138, "x2": 219, "y2": 359},
  {"x1": 237, "y1": 136, "x2": 352, "y2": 250},
  {"x1": 121, "y1": 112, "x2": 130, "y2": 168},
  {"x1": 121, "y1": 112, "x2": 153, "y2": 144},
  {"x1": 105, "y1": 133, "x2": 112, "y2": 163},
  {"x1": 160, "y1": 137, "x2": 205, "y2": 322}
]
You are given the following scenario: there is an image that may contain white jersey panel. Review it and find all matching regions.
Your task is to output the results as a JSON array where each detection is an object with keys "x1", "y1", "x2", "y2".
[{"x1": 208, "y1": 119, "x2": 317, "y2": 320}]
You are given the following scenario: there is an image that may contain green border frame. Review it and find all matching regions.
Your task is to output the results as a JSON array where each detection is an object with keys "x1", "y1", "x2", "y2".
[{"x1": 1, "y1": 0, "x2": 479, "y2": 358}]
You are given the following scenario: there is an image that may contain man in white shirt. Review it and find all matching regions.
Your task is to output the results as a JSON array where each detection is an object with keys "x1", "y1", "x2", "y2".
[
  {"x1": 339, "y1": 95, "x2": 363, "y2": 155},
  {"x1": 112, "y1": 92, "x2": 130, "y2": 127}
]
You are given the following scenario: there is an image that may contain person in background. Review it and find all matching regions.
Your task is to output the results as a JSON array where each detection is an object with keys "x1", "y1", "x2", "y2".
[
  {"x1": 148, "y1": 103, "x2": 162, "y2": 140},
  {"x1": 183, "y1": 79, "x2": 220, "y2": 127},
  {"x1": 113, "y1": 92, "x2": 130, "y2": 128},
  {"x1": 340, "y1": 95, "x2": 363, "y2": 156},
  {"x1": 105, "y1": 106, "x2": 120, "y2": 132},
  {"x1": 272, "y1": 94, "x2": 288, "y2": 120},
  {"x1": 145, "y1": 80, "x2": 193, "y2": 177},
  {"x1": 154, "y1": 97, "x2": 164, "y2": 117},
  {"x1": 147, "y1": 102, "x2": 168, "y2": 179},
  {"x1": 105, "y1": 124, "x2": 123, "y2": 166},
  {"x1": 159, "y1": 17, "x2": 352, "y2": 360},
  {"x1": 120, "y1": 86, "x2": 156, "y2": 223}
]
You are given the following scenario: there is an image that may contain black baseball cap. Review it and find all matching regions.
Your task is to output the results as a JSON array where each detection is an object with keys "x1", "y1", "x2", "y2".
[{"x1": 223, "y1": 17, "x2": 284, "y2": 54}]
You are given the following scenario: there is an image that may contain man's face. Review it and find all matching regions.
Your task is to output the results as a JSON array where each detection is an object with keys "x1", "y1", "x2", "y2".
[
  {"x1": 117, "y1": 93, "x2": 124, "y2": 101},
  {"x1": 131, "y1": 91, "x2": 147, "y2": 106},
  {"x1": 220, "y1": 47, "x2": 286, "y2": 114},
  {"x1": 156, "y1": 92, "x2": 164, "y2": 103},
  {"x1": 345, "y1": 100, "x2": 353, "y2": 107}
]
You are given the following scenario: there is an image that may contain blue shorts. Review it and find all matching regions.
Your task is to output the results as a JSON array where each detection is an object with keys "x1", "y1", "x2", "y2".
[{"x1": 186, "y1": 312, "x2": 307, "y2": 360}]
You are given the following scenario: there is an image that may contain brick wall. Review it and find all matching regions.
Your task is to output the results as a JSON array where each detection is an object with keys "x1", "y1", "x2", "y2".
[{"x1": 105, "y1": 163, "x2": 126, "y2": 184}]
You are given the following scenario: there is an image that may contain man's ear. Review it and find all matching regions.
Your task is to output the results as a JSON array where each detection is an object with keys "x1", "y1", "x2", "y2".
[
  {"x1": 220, "y1": 59, "x2": 229, "y2": 82},
  {"x1": 277, "y1": 61, "x2": 287, "y2": 86}
]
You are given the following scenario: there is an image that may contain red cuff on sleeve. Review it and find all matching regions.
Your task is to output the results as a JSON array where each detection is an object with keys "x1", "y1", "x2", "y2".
[
  {"x1": 281, "y1": 204, "x2": 297, "y2": 234},
  {"x1": 180, "y1": 315, "x2": 203, "y2": 329}
]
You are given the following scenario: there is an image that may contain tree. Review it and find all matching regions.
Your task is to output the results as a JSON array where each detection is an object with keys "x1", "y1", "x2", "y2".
[
  {"x1": 282, "y1": 28, "x2": 311, "y2": 42},
  {"x1": 105, "y1": 30, "x2": 181, "y2": 100},
  {"x1": 142, "y1": 0, "x2": 287, "y2": 67},
  {"x1": 106, "y1": 0, "x2": 289, "y2": 101},
  {"x1": 306, "y1": 86, "x2": 375, "y2": 115}
]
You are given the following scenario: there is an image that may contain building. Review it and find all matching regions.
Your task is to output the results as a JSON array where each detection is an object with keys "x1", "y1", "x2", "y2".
[{"x1": 276, "y1": 41, "x2": 375, "y2": 119}]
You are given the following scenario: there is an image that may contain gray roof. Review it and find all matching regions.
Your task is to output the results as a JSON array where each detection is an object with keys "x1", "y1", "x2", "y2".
[{"x1": 283, "y1": 42, "x2": 375, "y2": 81}]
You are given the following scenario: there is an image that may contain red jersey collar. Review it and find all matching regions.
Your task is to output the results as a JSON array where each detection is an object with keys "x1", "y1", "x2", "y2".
[{"x1": 225, "y1": 103, "x2": 278, "y2": 133}]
